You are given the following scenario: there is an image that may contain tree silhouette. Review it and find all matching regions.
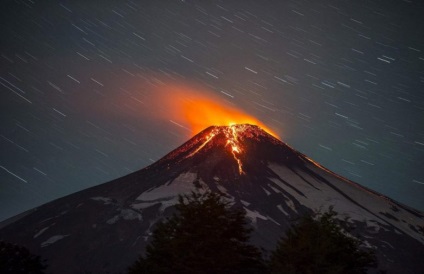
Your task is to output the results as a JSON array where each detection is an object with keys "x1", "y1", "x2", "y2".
[
  {"x1": 0, "y1": 241, "x2": 47, "y2": 274},
  {"x1": 128, "y1": 191, "x2": 266, "y2": 274},
  {"x1": 269, "y1": 208, "x2": 377, "y2": 274}
]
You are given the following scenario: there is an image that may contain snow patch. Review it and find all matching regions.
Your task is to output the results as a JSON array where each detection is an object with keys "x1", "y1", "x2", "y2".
[
  {"x1": 41, "y1": 235, "x2": 69, "y2": 247},
  {"x1": 269, "y1": 163, "x2": 424, "y2": 244},
  {"x1": 131, "y1": 201, "x2": 161, "y2": 210},
  {"x1": 241, "y1": 200, "x2": 250, "y2": 207},
  {"x1": 107, "y1": 215, "x2": 120, "y2": 225},
  {"x1": 268, "y1": 183, "x2": 281, "y2": 194},
  {"x1": 277, "y1": 204, "x2": 289, "y2": 216},
  {"x1": 132, "y1": 236, "x2": 141, "y2": 247},
  {"x1": 132, "y1": 199, "x2": 179, "y2": 212},
  {"x1": 121, "y1": 209, "x2": 142, "y2": 221},
  {"x1": 267, "y1": 216, "x2": 281, "y2": 226},
  {"x1": 216, "y1": 184, "x2": 229, "y2": 195},
  {"x1": 285, "y1": 199, "x2": 298, "y2": 213},
  {"x1": 158, "y1": 198, "x2": 180, "y2": 212},
  {"x1": 34, "y1": 227, "x2": 49, "y2": 239},
  {"x1": 107, "y1": 209, "x2": 142, "y2": 224},
  {"x1": 133, "y1": 173, "x2": 211, "y2": 213},
  {"x1": 262, "y1": 187, "x2": 271, "y2": 196},
  {"x1": 91, "y1": 197, "x2": 113, "y2": 205},
  {"x1": 136, "y1": 172, "x2": 198, "y2": 201},
  {"x1": 380, "y1": 240, "x2": 395, "y2": 249},
  {"x1": 244, "y1": 207, "x2": 268, "y2": 223},
  {"x1": 361, "y1": 236, "x2": 376, "y2": 249}
]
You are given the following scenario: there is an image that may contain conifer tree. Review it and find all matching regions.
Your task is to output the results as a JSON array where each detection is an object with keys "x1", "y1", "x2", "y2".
[
  {"x1": 128, "y1": 191, "x2": 266, "y2": 274},
  {"x1": 0, "y1": 241, "x2": 47, "y2": 274},
  {"x1": 269, "y1": 208, "x2": 377, "y2": 274}
]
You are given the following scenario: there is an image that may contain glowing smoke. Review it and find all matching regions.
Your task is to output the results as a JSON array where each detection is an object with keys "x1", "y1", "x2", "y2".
[{"x1": 148, "y1": 81, "x2": 278, "y2": 137}]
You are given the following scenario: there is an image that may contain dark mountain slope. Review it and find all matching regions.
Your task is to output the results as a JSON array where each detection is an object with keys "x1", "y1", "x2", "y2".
[{"x1": 1, "y1": 125, "x2": 423, "y2": 273}]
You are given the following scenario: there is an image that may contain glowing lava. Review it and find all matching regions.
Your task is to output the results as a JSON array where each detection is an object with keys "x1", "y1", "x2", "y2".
[
  {"x1": 187, "y1": 131, "x2": 216, "y2": 158},
  {"x1": 187, "y1": 124, "x2": 253, "y2": 174},
  {"x1": 227, "y1": 125, "x2": 244, "y2": 174},
  {"x1": 144, "y1": 81, "x2": 281, "y2": 173}
]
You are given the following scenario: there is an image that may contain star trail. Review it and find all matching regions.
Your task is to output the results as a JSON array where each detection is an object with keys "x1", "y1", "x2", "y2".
[{"x1": 1, "y1": 0, "x2": 423, "y2": 221}]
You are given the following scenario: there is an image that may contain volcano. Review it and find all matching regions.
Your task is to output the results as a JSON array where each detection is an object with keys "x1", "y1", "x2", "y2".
[{"x1": 0, "y1": 124, "x2": 423, "y2": 273}]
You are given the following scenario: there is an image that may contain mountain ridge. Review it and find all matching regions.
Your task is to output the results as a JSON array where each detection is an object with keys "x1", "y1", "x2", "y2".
[{"x1": 0, "y1": 124, "x2": 423, "y2": 273}]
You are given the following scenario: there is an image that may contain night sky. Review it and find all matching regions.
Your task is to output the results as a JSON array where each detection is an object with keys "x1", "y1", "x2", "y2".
[{"x1": 1, "y1": 0, "x2": 424, "y2": 221}]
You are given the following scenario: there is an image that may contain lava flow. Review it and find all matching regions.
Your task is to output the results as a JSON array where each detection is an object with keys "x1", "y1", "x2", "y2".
[
  {"x1": 147, "y1": 81, "x2": 280, "y2": 174},
  {"x1": 227, "y1": 125, "x2": 244, "y2": 174},
  {"x1": 187, "y1": 124, "x2": 254, "y2": 174}
]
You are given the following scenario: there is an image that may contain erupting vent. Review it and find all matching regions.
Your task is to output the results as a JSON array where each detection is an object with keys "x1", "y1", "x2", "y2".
[
  {"x1": 2, "y1": 123, "x2": 423, "y2": 274},
  {"x1": 157, "y1": 123, "x2": 283, "y2": 175},
  {"x1": 167, "y1": 124, "x2": 278, "y2": 175},
  {"x1": 187, "y1": 124, "x2": 248, "y2": 173}
]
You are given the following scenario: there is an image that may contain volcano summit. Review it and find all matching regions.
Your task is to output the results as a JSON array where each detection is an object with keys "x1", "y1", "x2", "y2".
[{"x1": 0, "y1": 124, "x2": 423, "y2": 273}]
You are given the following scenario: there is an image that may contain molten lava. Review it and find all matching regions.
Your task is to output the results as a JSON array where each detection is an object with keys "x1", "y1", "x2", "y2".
[
  {"x1": 144, "y1": 81, "x2": 281, "y2": 173},
  {"x1": 227, "y1": 125, "x2": 244, "y2": 174},
  {"x1": 186, "y1": 124, "x2": 257, "y2": 174},
  {"x1": 187, "y1": 131, "x2": 217, "y2": 158}
]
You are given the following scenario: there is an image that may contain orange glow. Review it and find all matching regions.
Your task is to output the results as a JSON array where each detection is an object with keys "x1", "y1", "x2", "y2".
[
  {"x1": 185, "y1": 124, "x2": 248, "y2": 174},
  {"x1": 187, "y1": 132, "x2": 216, "y2": 158},
  {"x1": 144, "y1": 81, "x2": 280, "y2": 174},
  {"x1": 149, "y1": 82, "x2": 278, "y2": 138},
  {"x1": 182, "y1": 98, "x2": 256, "y2": 135},
  {"x1": 227, "y1": 125, "x2": 244, "y2": 174}
]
